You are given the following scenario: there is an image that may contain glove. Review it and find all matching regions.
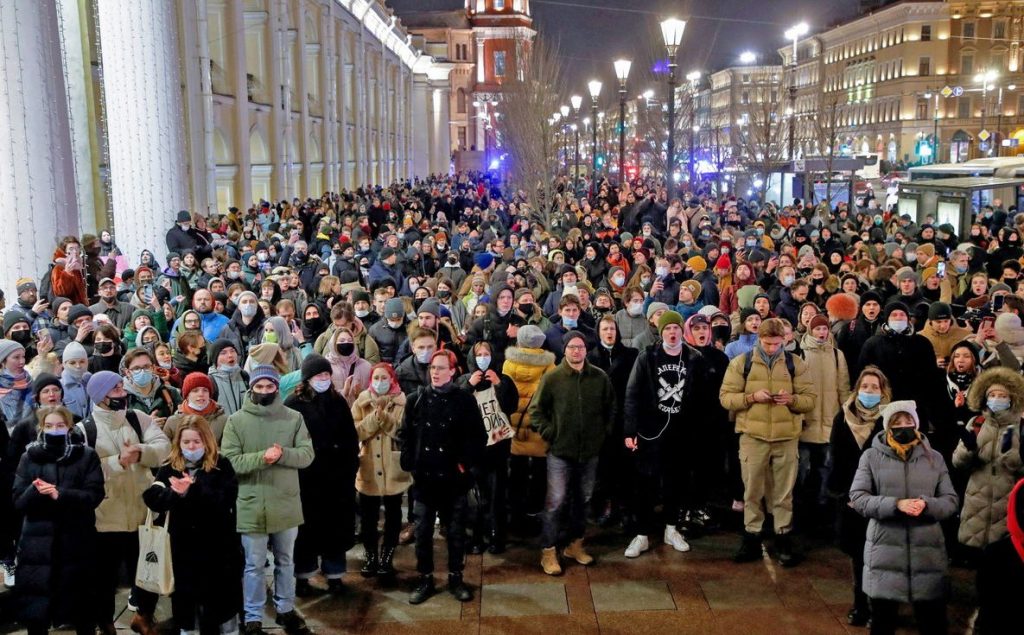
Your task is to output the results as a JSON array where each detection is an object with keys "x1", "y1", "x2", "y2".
[{"x1": 959, "y1": 425, "x2": 979, "y2": 452}]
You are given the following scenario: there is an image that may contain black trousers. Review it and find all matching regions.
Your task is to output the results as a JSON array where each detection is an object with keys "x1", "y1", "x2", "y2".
[
  {"x1": 27, "y1": 625, "x2": 93, "y2": 635},
  {"x1": 95, "y1": 531, "x2": 158, "y2": 624},
  {"x1": 869, "y1": 598, "x2": 947, "y2": 635},
  {"x1": 360, "y1": 493, "x2": 404, "y2": 550},
  {"x1": 508, "y1": 455, "x2": 547, "y2": 519},
  {"x1": 413, "y1": 492, "x2": 468, "y2": 576},
  {"x1": 850, "y1": 554, "x2": 868, "y2": 611},
  {"x1": 634, "y1": 440, "x2": 688, "y2": 536},
  {"x1": 471, "y1": 446, "x2": 509, "y2": 542}
]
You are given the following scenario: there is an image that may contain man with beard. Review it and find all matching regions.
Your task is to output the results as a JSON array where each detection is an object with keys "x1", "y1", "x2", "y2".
[{"x1": 836, "y1": 290, "x2": 884, "y2": 384}]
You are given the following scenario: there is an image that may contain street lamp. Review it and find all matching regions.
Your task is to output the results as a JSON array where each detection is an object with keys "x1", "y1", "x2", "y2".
[
  {"x1": 976, "y1": 69, "x2": 998, "y2": 157},
  {"x1": 571, "y1": 94, "x2": 583, "y2": 193},
  {"x1": 661, "y1": 17, "x2": 687, "y2": 184},
  {"x1": 588, "y1": 79, "x2": 602, "y2": 188},
  {"x1": 739, "y1": 51, "x2": 757, "y2": 65},
  {"x1": 685, "y1": 70, "x2": 701, "y2": 186},
  {"x1": 784, "y1": 22, "x2": 809, "y2": 161},
  {"x1": 614, "y1": 59, "x2": 632, "y2": 182},
  {"x1": 924, "y1": 91, "x2": 939, "y2": 163},
  {"x1": 559, "y1": 105, "x2": 570, "y2": 173}
]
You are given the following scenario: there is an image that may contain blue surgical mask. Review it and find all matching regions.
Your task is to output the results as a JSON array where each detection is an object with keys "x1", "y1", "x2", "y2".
[
  {"x1": 954, "y1": 264, "x2": 968, "y2": 274},
  {"x1": 182, "y1": 447, "x2": 205, "y2": 463},
  {"x1": 310, "y1": 378, "x2": 332, "y2": 393},
  {"x1": 131, "y1": 369, "x2": 153, "y2": 386},
  {"x1": 888, "y1": 319, "x2": 908, "y2": 332},
  {"x1": 858, "y1": 392, "x2": 882, "y2": 408},
  {"x1": 988, "y1": 397, "x2": 1011, "y2": 412},
  {"x1": 44, "y1": 428, "x2": 68, "y2": 439},
  {"x1": 562, "y1": 317, "x2": 578, "y2": 328},
  {"x1": 746, "y1": 238, "x2": 757, "y2": 247},
  {"x1": 372, "y1": 379, "x2": 392, "y2": 395},
  {"x1": 218, "y1": 364, "x2": 239, "y2": 374},
  {"x1": 415, "y1": 349, "x2": 433, "y2": 364},
  {"x1": 475, "y1": 355, "x2": 492, "y2": 372}
]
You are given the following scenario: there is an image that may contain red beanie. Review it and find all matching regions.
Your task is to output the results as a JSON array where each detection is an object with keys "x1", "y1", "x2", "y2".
[
  {"x1": 809, "y1": 314, "x2": 830, "y2": 331},
  {"x1": 182, "y1": 372, "x2": 213, "y2": 398},
  {"x1": 714, "y1": 254, "x2": 731, "y2": 271}
]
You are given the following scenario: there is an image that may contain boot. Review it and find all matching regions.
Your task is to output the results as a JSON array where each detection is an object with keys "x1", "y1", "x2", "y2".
[
  {"x1": 774, "y1": 533, "x2": 800, "y2": 568},
  {"x1": 327, "y1": 578, "x2": 346, "y2": 595},
  {"x1": 377, "y1": 545, "x2": 397, "y2": 577},
  {"x1": 447, "y1": 572, "x2": 473, "y2": 602},
  {"x1": 733, "y1": 531, "x2": 763, "y2": 563},
  {"x1": 408, "y1": 574, "x2": 435, "y2": 605},
  {"x1": 98, "y1": 623, "x2": 118, "y2": 635},
  {"x1": 295, "y1": 578, "x2": 322, "y2": 597},
  {"x1": 487, "y1": 530, "x2": 506, "y2": 555},
  {"x1": 243, "y1": 622, "x2": 266, "y2": 635},
  {"x1": 540, "y1": 546, "x2": 562, "y2": 575},
  {"x1": 274, "y1": 610, "x2": 312, "y2": 635},
  {"x1": 469, "y1": 538, "x2": 485, "y2": 555},
  {"x1": 360, "y1": 549, "x2": 379, "y2": 578},
  {"x1": 563, "y1": 538, "x2": 594, "y2": 565},
  {"x1": 129, "y1": 612, "x2": 158, "y2": 635},
  {"x1": 847, "y1": 605, "x2": 870, "y2": 627},
  {"x1": 398, "y1": 522, "x2": 416, "y2": 545}
]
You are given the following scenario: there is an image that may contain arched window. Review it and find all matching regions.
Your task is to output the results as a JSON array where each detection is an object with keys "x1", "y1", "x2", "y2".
[{"x1": 457, "y1": 88, "x2": 467, "y2": 114}]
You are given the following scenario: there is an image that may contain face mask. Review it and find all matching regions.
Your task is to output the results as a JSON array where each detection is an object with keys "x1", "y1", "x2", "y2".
[
  {"x1": 518, "y1": 303, "x2": 534, "y2": 315},
  {"x1": 310, "y1": 378, "x2": 333, "y2": 393},
  {"x1": 562, "y1": 317, "x2": 578, "y2": 328},
  {"x1": 263, "y1": 331, "x2": 279, "y2": 344},
  {"x1": 755, "y1": 228, "x2": 765, "y2": 236},
  {"x1": 354, "y1": 308, "x2": 371, "y2": 319},
  {"x1": 94, "y1": 341, "x2": 114, "y2": 354},
  {"x1": 890, "y1": 427, "x2": 917, "y2": 445},
  {"x1": 406, "y1": 311, "x2": 417, "y2": 321},
  {"x1": 227, "y1": 271, "x2": 241, "y2": 280},
  {"x1": 655, "y1": 267, "x2": 668, "y2": 277},
  {"x1": 955, "y1": 264, "x2": 968, "y2": 274},
  {"x1": 372, "y1": 379, "x2": 391, "y2": 395},
  {"x1": 187, "y1": 397, "x2": 208, "y2": 411},
  {"x1": 475, "y1": 355, "x2": 491, "y2": 371},
  {"x1": 158, "y1": 360, "x2": 173, "y2": 369},
  {"x1": 218, "y1": 363, "x2": 239, "y2": 374},
  {"x1": 182, "y1": 447, "x2": 205, "y2": 463},
  {"x1": 44, "y1": 428, "x2": 68, "y2": 440},
  {"x1": 437, "y1": 289, "x2": 451, "y2": 300},
  {"x1": 888, "y1": 319, "x2": 908, "y2": 332},
  {"x1": 858, "y1": 392, "x2": 881, "y2": 408},
  {"x1": 988, "y1": 397, "x2": 1011, "y2": 412},
  {"x1": 106, "y1": 396, "x2": 127, "y2": 411},
  {"x1": 257, "y1": 252, "x2": 269, "y2": 262},
  {"x1": 387, "y1": 319, "x2": 403, "y2": 329},
  {"x1": 782, "y1": 275, "x2": 795, "y2": 287},
  {"x1": 906, "y1": 252, "x2": 917, "y2": 263},
  {"x1": 66, "y1": 366, "x2": 86, "y2": 380},
  {"x1": 746, "y1": 239, "x2": 757, "y2": 248},
  {"x1": 131, "y1": 369, "x2": 153, "y2": 387},
  {"x1": 10, "y1": 331, "x2": 30, "y2": 345},
  {"x1": 251, "y1": 391, "x2": 276, "y2": 407},
  {"x1": 612, "y1": 275, "x2": 625, "y2": 286},
  {"x1": 337, "y1": 342, "x2": 355, "y2": 356},
  {"x1": 44, "y1": 430, "x2": 67, "y2": 450},
  {"x1": 415, "y1": 349, "x2": 433, "y2": 364},
  {"x1": 640, "y1": 276, "x2": 651, "y2": 286},
  {"x1": 240, "y1": 304, "x2": 257, "y2": 318}
]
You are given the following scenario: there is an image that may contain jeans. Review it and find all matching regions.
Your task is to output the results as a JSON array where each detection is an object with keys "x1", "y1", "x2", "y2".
[
  {"x1": 95, "y1": 531, "x2": 158, "y2": 624},
  {"x1": 360, "y1": 493, "x2": 404, "y2": 550},
  {"x1": 541, "y1": 455, "x2": 598, "y2": 548},
  {"x1": 413, "y1": 491, "x2": 469, "y2": 575},
  {"x1": 241, "y1": 527, "x2": 298, "y2": 624}
]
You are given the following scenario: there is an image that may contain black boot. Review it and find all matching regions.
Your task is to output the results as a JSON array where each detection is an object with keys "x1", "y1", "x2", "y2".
[
  {"x1": 774, "y1": 533, "x2": 800, "y2": 568},
  {"x1": 327, "y1": 578, "x2": 346, "y2": 595},
  {"x1": 487, "y1": 531, "x2": 506, "y2": 555},
  {"x1": 409, "y1": 574, "x2": 435, "y2": 605},
  {"x1": 360, "y1": 549, "x2": 378, "y2": 578},
  {"x1": 847, "y1": 605, "x2": 870, "y2": 627},
  {"x1": 447, "y1": 572, "x2": 473, "y2": 602},
  {"x1": 734, "y1": 531, "x2": 763, "y2": 563},
  {"x1": 377, "y1": 546, "x2": 397, "y2": 577},
  {"x1": 294, "y1": 578, "x2": 322, "y2": 597}
]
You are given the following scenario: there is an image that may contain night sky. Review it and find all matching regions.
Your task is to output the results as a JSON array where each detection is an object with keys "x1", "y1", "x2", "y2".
[{"x1": 389, "y1": 0, "x2": 862, "y2": 98}]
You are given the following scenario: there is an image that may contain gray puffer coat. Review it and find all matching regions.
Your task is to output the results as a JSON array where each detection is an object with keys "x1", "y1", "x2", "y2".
[{"x1": 850, "y1": 432, "x2": 959, "y2": 602}]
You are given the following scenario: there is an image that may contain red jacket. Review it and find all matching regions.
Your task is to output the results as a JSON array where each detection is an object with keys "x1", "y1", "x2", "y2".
[{"x1": 50, "y1": 248, "x2": 88, "y2": 305}]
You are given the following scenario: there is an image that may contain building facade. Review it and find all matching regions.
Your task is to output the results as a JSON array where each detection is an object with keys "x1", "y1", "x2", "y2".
[{"x1": 0, "y1": 0, "x2": 454, "y2": 296}]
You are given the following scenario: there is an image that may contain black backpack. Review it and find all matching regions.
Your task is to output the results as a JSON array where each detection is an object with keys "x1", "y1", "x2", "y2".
[
  {"x1": 742, "y1": 350, "x2": 796, "y2": 380},
  {"x1": 76, "y1": 410, "x2": 143, "y2": 448},
  {"x1": 37, "y1": 263, "x2": 57, "y2": 303}
]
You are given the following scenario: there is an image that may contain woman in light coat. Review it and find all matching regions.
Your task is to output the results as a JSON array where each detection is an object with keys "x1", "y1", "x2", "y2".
[{"x1": 850, "y1": 400, "x2": 959, "y2": 635}]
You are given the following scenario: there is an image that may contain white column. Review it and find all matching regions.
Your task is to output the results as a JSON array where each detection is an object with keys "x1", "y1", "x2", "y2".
[
  {"x1": 429, "y1": 79, "x2": 452, "y2": 175},
  {"x1": 0, "y1": 0, "x2": 79, "y2": 295},
  {"x1": 96, "y1": 0, "x2": 188, "y2": 264},
  {"x1": 411, "y1": 74, "x2": 430, "y2": 179},
  {"x1": 338, "y1": 26, "x2": 350, "y2": 189}
]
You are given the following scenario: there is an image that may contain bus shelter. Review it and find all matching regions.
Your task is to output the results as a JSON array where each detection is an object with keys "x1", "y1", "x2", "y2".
[{"x1": 897, "y1": 176, "x2": 1024, "y2": 235}]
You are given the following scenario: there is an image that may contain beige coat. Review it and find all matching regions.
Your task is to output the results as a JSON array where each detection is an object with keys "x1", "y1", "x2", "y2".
[
  {"x1": 163, "y1": 405, "x2": 228, "y2": 443},
  {"x1": 720, "y1": 347, "x2": 816, "y2": 442},
  {"x1": 351, "y1": 389, "x2": 411, "y2": 496},
  {"x1": 798, "y1": 333, "x2": 850, "y2": 444},
  {"x1": 90, "y1": 408, "x2": 170, "y2": 533},
  {"x1": 919, "y1": 321, "x2": 973, "y2": 360}
]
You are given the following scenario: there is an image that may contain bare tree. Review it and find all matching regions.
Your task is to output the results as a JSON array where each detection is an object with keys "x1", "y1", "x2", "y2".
[
  {"x1": 736, "y1": 86, "x2": 787, "y2": 204},
  {"x1": 812, "y1": 92, "x2": 842, "y2": 206},
  {"x1": 496, "y1": 38, "x2": 565, "y2": 226}
]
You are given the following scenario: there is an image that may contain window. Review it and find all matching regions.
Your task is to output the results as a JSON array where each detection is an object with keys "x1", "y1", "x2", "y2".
[
  {"x1": 962, "y1": 21, "x2": 976, "y2": 40},
  {"x1": 462, "y1": 44, "x2": 469, "y2": 60},
  {"x1": 992, "y1": 50, "x2": 1006, "y2": 71},
  {"x1": 741, "y1": 90, "x2": 750, "y2": 105},
  {"x1": 771, "y1": 89, "x2": 778, "y2": 102},
  {"x1": 1018, "y1": 94, "x2": 1024, "y2": 116},
  {"x1": 494, "y1": 0, "x2": 505, "y2": 9},
  {"x1": 918, "y1": 57, "x2": 931, "y2": 76},
  {"x1": 958, "y1": 96, "x2": 972, "y2": 119},
  {"x1": 995, "y1": 20, "x2": 1007, "y2": 41},
  {"x1": 456, "y1": 88, "x2": 466, "y2": 114},
  {"x1": 458, "y1": 127, "x2": 467, "y2": 150},
  {"x1": 742, "y1": 73, "x2": 750, "y2": 83},
  {"x1": 920, "y1": 25, "x2": 932, "y2": 42},
  {"x1": 961, "y1": 52, "x2": 975, "y2": 75},
  {"x1": 916, "y1": 98, "x2": 928, "y2": 119},
  {"x1": 493, "y1": 51, "x2": 506, "y2": 77}
]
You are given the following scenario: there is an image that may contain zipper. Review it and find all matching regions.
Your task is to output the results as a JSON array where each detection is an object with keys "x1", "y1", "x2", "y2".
[{"x1": 904, "y1": 457, "x2": 913, "y2": 603}]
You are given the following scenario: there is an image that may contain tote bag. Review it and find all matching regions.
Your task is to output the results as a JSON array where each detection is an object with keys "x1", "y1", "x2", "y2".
[
  {"x1": 475, "y1": 385, "x2": 513, "y2": 446},
  {"x1": 136, "y1": 509, "x2": 174, "y2": 595}
]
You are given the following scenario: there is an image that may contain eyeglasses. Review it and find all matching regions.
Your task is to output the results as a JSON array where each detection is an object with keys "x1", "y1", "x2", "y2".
[
  {"x1": 565, "y1": 344, "x2": 587, "y2": 351},
  {"x1": 129, "y1": 364, "x2": 154, "y2": 372}
]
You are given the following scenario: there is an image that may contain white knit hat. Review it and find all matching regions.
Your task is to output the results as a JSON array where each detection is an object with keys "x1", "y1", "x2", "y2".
[
  {"x1": 62, "y1": 341, "x2": 88, "y2": 363},
  {"x1": 881, "y1": 400, "x2": 919, "y2": 430}
]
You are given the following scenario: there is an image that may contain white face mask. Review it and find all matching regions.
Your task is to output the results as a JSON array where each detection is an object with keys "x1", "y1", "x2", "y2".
[
  {"x1": 372, "y1": 379, "x2": 391, "y2": 395},
  {"x1": 355, "y1": 308, "x2": 370, "y2": 318},
  {"x1": 627, "y1": 302, "x2": 644, "y2": 317}
]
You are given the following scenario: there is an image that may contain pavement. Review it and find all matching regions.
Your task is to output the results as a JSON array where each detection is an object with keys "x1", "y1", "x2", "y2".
[{"x1": 0, "y1": 522, "x2": 978, "y2": 634}]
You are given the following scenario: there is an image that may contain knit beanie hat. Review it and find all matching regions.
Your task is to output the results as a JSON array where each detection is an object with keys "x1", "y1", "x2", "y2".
[
  {"x1": 474, "y1": 252, "x2": 495, "y2": 270},
  {"x1": 714, "y1": 254, "x2": 731, "y2": 271},
  {"x1": 740, "y1": 307, "x2": 760, "y2": 324},
  {"x1": 62, "y1": 341, "x2": 88, "y2": 363},
  {"x1": 67, "y1": 304, "x2": 93, "y2": 324},
  {"x1": 300, "y1": 354, "x2": 333, "y2": 382},
  {"x1": 562, "y1": 330, "x2": 587, "y2": 349},
  {"x1": 3, "y1": 312, "x2": 29, "y2": 335},
  {"x1": 384, "y1": 298, "x2": 405, "y2": 320},
  {"x1": 686, "y1": 256, "x2": 707, "y2": 273},
  {"x1": 208, "y1": 339, "x2": 238, "y2": 366},
  {"x1": 86, "y1": 370, "x2": 122, "y2": 404},
  {"x1": 680, "y1": 280, "x2": 702, "y2": 301},
  {"x1": 248, "y1": 364, "x2": 281, "y2": 387},
  {"x1": 882, "y1": 400, "x2": 920, "y2": 430},
  {"x1": 517, "y1": 324, "x2": 546, "y2": 349},
  {"x1": 927, "y1": 302, "x2": 953, "y2": 321},
  {"x1": 182, "y1": 372, "x2": 213, "y2": 398},
  {"x1": 33, "y1": 373, "x2": 63, "y2": 400},
  {"x1": 918, "y1": 243, "x2": 936, "y2": 259},
  {"x1": 646, "y1": 302, "x2": 669, "y2": 320},
  {"x1": 0, "y1": 339, "x2": 24, "y2": 365},
  {"x1": 809, "y1": 314, "x2": 830, "y2": 331},
  {"x1": 896, "y1": 267, "x2": 918, "y2": 284},
  {"x1": 418, "y1": 298, "x2": 441, "y2": 317},
  {"x1": 658, "y1": 310, "x2": 685, "y2": 335}
]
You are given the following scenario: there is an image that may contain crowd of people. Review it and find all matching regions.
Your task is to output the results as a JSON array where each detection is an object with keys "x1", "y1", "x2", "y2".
[{"x1": 0, "y1": 170, "x2": 1023, "y2": 634}]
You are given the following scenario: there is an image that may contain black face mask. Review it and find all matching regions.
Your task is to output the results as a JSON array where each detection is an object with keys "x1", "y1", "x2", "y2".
[
  {"x1": 94, "y1": 341, "x2": 114, "y2": 355},
  {"x1": 43, "y1": 432, "x2": 67, "y2": 453},
  {"x1": 106, "y1": 396, "x2": 128, "y2": 411},
  {"x1": 337, "y1": 342, "x2": 355, "y2": 356},
  {"x1": 518, "y1": 303, "x2": 534, "y2": 315},
  {"x1": 437, "y1": 289, "x2": 451, "y2": 300},
  {"x1": 304, "y1": 317, "x2": 325, "y2": 333},
  {"x1": 251, "y1": 391, "x2": 276, "y2": 407},
  {"x1": 890, "y1": 427, "x2": 918, "y2": 445},
  {"x1": 9, "y1": 330, "x2": 31, "y2": 346},
  {"x1": 712, "y1": 324, "x2": 732, "y2": 343}
]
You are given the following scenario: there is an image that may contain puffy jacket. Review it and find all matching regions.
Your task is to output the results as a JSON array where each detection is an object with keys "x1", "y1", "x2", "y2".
[
  {"x1": 719, "y1": 348, "x2": 816, "y2": 442},
  {"x1": 221, "y1": 394, "x2": 315, "y2": 534},
  {"x1": 850, "y1": 433, "x2": 959, "y2": 602},
  {"x1": 352, "y1": 389, "x2": 411, "y2": 496},
  {"x1": 798, "y1": 333, "x2": 850, "y2": 444},
  {"x1": 503, "y1": 345, "x2": 556, "y2": 457},
  {"x1": 919, "y1": 320, "x2": 973, "y2": 360},
  {"x1": 528, "y1": 359, "x2": 615, "y2": 463},
  {"x1": 164, "y1": 405, "x2": 228, "y2": 442},
  {"x1": 90, "y1": 407, "x2": 170, "y2": 532}
]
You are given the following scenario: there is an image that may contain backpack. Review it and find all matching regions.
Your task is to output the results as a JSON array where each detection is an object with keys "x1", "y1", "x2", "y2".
[
  {"x1": 37, "y1": 263, "x2": 57, "y2": 303},
  {"x1": 76, "y1": 410, "x2": 143, "y2": 448},
  {"x1": 742, "y1": 350, "x2": 796, "y2": 381}
]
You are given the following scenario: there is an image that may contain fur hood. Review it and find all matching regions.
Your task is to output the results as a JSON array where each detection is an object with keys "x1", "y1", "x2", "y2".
[
  {"x1": 968, "y1": 366, "x2": 1024, "y2": 415},
  {"x1": 504, "y1": 345, "x2": 555, "y2": 368}
]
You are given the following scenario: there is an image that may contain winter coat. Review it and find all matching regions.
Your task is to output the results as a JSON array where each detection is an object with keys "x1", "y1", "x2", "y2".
[
  {"x1": 724, "y1": 333, "x2": 758, "y2": 360},
  {"x1": 504, "y1": 345, "x2": 556, "y2": 458},
  {"x1": 919, "y1": 321, "x2": 973, "y2": 360},
  {"x1": 351, "y1": 389, "x2": 411, "y2": 496},
  {"x1": 209, "y1": 366, "x2": 248, "y2": 416},
  {"x1": 125, "y1": 380, "x2": 182, "y2": 420},
  {"x1": 859, "y1": 326, "x2": 941, "y2": 410},
  {"x1": 90, "y1": 408, "x2": 170, "y2": 532},
  {"x1": 221, "y1": 394, "x2": 315, "y2": 534},
  {"x1": 952, "y1": 367, "x2": 1024, "y2": 548},
  {"x1": 836, "y1": 317, "x2": 881, "y2": 384},
  {"x1": 456, "y1": 360, "x2": 520, "y2": 456},
  {"x1": 218, "y1": 311, "x2": 267, "y2": 362},
  {"x1": 587, "y1": 339, "x2": 639, "y2": 429},
  {"x1": 528, "y1": 359, "x2": 615, "y2": 463},
  {"x1": 613, "y1": 308, "x2": 648, "y2": 349},
  {"x1": 828, "y1": 399, "x2": 884, "y2": 556},
  {"x1": 798, "y1": 333, "x2": 851, "y2": 444},
  {"x1": 719, "y1": 349, "x2": 816, "y2": 442},
  {"x1": 323, "y1": 329, "x2": 373, "y2": 394},
  {"x1": 975, "y1": 478, "x2": 1024, "y2": 634},
  {"x1": 313, "y1": 320, "x2": 381, "y2": 363},
  {"x1": 12, "y1": 443, "x2": 104, "y2": 628},
  {"x1": 367, "y1": 320, "x2": 407, "y2": 364},
  {"x1": 142, "y1": 457, "x2": 242, "y2": 628},
  {"x1": 163, "y1": 405, "x2": 228, "y2": 443},
  {"x1": 395, "y1": 355, "x2": 430, "y2": 396},
  {"x1": 60, "y1": 369, "x2": 91, "y2": 420},
  {"x1": 849, "y1": 433, "x2": 959, "y2": 602},
  {"x1": 285, "y1": 389, "x2": 359, "y2": 549}
]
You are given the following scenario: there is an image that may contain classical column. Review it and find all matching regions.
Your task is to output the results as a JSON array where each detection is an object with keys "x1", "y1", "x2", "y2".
[
  {"x1": 96, "y1": 0, "x2": 188, "y2": 263},
  {"x1": 0, "y1": 0, "x2": 79, "y2": 295},
  {"x1": 411, "y1": 74, "x2": 430, "y2": 179},
  {"x1": 231, "y1": 0, "x2": 252, "y2": 207},
  {"x1": 429, "y1": 79, "x2": 452, "y2": 175}
]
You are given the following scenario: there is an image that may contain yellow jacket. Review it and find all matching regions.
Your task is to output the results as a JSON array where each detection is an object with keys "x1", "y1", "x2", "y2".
[
  {"x1": 503, "y1": 345, "x2": 556, "y2": 457},
  {"x1": 719, "y1": 347, "x2": 816, "y2": 442}
]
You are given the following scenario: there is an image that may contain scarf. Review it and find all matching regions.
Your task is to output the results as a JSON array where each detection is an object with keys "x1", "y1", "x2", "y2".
[
  {"x1": 0, "y1": 369, "x2": 33, "y2": 403},
  {"x1": 845, "y1": 396, "x2": 881, "y2": 449},
  {"x1": 181, "y1": 400, "x2": 218, "y2": 417},
  {"x1": 886, "y1": 429, "x2": 921, "y2": 461}
]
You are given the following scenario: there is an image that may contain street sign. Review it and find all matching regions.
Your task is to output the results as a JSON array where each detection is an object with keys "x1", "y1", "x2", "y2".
[
  {"x1": 979, "y1": 129, "x2": 991, "y2": 142},
  {"x1": 980, "y1": 141, "x2": 990, "y2": 152},
  {"x1": 794, "y1": 159, "x2": 805, "y2": 172},
  {"x1": 952, "y1": 86, "x2": 964, "y2": 97},
  {"x1": 940, "y1": 85, "x2": 953, "y2": 98}
]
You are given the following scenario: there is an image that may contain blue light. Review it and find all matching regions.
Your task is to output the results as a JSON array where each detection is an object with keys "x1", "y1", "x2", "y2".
[{"x1": 489, "y1": 159, "x2": 500, "y2": 170}]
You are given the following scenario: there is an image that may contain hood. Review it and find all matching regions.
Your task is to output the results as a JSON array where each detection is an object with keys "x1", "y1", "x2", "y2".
[
  {"x1": 135, "y1": 325, "x2": 160, "y2": 348},
  {"x1": 263, "y1": 316, "x2": 295, "y2": 349},
  {"x1": 967, "y1": 366, "x2": 1024, "y2": 415},
  {"x1": 505, "y1": 345, "x2": 556, "y2": 368}
]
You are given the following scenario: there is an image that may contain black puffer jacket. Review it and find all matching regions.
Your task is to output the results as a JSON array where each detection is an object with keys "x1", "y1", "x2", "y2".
[
  {"x1": 859, "y1": 325, "x2": 941, "y2": 419},
  {"x1": 13, "y1": 442, "x2": 104, "y2": 628}
]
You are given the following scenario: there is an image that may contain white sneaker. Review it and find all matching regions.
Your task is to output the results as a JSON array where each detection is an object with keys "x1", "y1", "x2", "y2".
[
  {"x1": 624, "y1": 535, "x2": 650, "y2": 558},
  {"x1": 2, "y1": 561, "x2": 14, "y2": 587},
  {"x1": 664, "y1": 525, "x2": 691, "y2": 552}
]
